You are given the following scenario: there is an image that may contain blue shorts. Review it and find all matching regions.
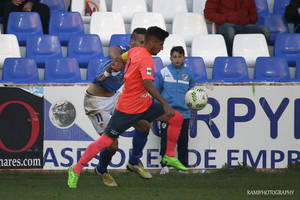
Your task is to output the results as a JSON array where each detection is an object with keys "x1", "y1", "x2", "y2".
[{"x1": 104, "y1": 101, "x2": 165, "y2": 138}]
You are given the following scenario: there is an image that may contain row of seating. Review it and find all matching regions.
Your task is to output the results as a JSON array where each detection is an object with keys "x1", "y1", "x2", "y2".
[
  {"x1": 2, "y1": 32, "x2": 300, "y2": 69},
  {"x1": 1, "y1": 56, "x2": 299, "y2": 84}
]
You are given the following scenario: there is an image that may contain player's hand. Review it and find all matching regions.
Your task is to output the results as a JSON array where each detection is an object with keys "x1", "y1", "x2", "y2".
[
  {"x1": 162, "y1": 103, "x2": 175, "y2": 121},
  {"x1": 95, "y1": 73, "x2": 107, "y2": 82},
  {"x1": 110, "y1": 57, "x2": 124, "y2": 72},
  {"x1": 12, "y1": 0, "x2": 24, "y2": 6},
  {"x1": 23, "y1": 1, "x2": 33, "y2": 11}
]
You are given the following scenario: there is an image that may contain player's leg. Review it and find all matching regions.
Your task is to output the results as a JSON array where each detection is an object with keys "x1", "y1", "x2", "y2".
[
  {"x1": 84, "y1": 92, "x2": 118, "y2": 186},
  {"x1": 159, "y1": 122, "x2": 170, "y2": 174},
  {"x1": 177, "y1": 119, "x2": 190, "y2": 167},
  {"x1": 68, "y1": 109, "x2": 141, "y2": 188},
  {"x1": 127, "y1": 120, "x2": 152, "y2": 179}
]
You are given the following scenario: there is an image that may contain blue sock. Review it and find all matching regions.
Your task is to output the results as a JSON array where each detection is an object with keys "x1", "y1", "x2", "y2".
[
  {"x1": 96, "y1": 149, "x2": 116, "y2": 174},
  {"x1": 129, "y1": 130, "x2": 149, "y2": 165}
]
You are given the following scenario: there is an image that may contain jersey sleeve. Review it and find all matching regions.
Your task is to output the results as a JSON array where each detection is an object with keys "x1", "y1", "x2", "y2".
[{"x1": 139, "y1": 55, "x2": 154, "y2": 81}]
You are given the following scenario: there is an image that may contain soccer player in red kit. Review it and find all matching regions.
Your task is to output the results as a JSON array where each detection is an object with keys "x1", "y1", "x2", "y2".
[{"x1": 68, "y1": 26, "x2": 186, "y2": 188}]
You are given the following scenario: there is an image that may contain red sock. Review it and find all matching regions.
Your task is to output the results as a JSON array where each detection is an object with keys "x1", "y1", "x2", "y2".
[
  {"x1": 73, "y1": 134, "x2": 113, "y2": 175},
  {"x1": 166, "y1": 111, "x2": 184, "y2": 157}
]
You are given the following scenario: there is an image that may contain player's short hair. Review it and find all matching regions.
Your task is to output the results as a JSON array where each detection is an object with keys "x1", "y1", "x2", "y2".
[
  {"x1": 145, "y1": 26, "x2": 169, "y2": 43},
  {"x1": 170, "y1": 46, "x2": 185, "y2": 56},
  {"x1": 131, "y1": 28, "x2": 147, "y2": 40}
]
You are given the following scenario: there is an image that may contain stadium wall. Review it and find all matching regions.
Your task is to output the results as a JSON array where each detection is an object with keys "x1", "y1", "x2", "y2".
[{"x1": 0, "y1": 83, "x2": 299, "y2": 170}]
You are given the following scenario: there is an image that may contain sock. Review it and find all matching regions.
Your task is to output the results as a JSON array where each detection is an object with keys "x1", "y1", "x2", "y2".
[
  {"x1": 73, "y1": 134, "x2": 114, "y2": 175},
  {"x1": 129, "y1": 130, "x2": 149, "y2": 165},
  {"x1": 96, "y1": 149, "x2": 116, "y2": 174},
  {"x1": 166, "y1": 111, "x2": 184, "y2": 157}
]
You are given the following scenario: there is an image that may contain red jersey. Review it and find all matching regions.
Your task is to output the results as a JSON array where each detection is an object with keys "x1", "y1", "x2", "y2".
[{"x1": 116, "y1": 47, "x2": 154, "y2": 114}]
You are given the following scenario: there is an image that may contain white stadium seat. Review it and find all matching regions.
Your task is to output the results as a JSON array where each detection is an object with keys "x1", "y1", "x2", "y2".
[
  {"x1": 152, "y1": 0, "x2": 187, "y2": 23},
  {"x1": 71, "y1": 0, "x2": 107, "y2": 23},
  {"x1": 112, "y1": 0, "x2": 147, "y2": 23},
  {"x1": 193, "y1": 0, "x2": 207, "y2": 14},
  {"x1": 232, "y1": 34, "x2": 270, "y2": 67},
  {"x1": 90, "y1": 12, "x2": 126, "y2": 46},
  {"x1": 157, "y1": 34, "x2": 187, "y2": 66},
  {"x1": 131, "y1": 12, "x2": 166, "y2": 32},
  {"x1": 0, "y1": 34, "x2": 21, "y2": 68},
  {"x1": 172, "y1": 13, "x2": 208, "y2": 46},
  {"x1": 191, "y1": 34, "x2": 227, "y2": 67}
]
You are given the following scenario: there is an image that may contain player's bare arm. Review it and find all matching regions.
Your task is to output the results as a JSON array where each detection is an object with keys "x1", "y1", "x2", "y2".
[{"x1": 143, "y1": 79, "x2": 175, "y2": 121}]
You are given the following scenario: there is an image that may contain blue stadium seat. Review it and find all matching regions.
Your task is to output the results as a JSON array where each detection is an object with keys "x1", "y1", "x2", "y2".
[
  {"x1": 212, "y1": 57, "x2": 249, "y2": 83},
  {"x1": 273, "y1": 0, "x2": 290, "y2": 14},
  {"x1": 40, "y1": 0, "x2": 65, "y2": 12},
  {"x1": 68, "y1": 34, "x2": 104, "y2": 68},
  {"x1": 44, "y1": 58, "x2": 81, "y2": 83},
  {"x1": 49, "y1": 11, "x2": 85, "y2": 45},
  {"x1": 183, "y1": 57, "x2": 207, "y2": 83},
  {"x1": 26, "y1": 35, "x2": 63, "y2": 67},
  {"x1": 256, "y1": 14, "x2": 289, "y2": 45},
  {"x1": 2, "y1": 58, "x2": 39, "y2": 83},
  {"x1": 7, "y1": 12, "x2": 43, "y2": 45},
  {"x1": 153, "y1": 57, "x2": 164, "y2": 79},
  {"x1": 87, "y1": 57, "x2": 111, "y2": 81},
  {"x1": 295, "y1": 58, "x2": 300, "y2": 80},
  {"x1": 254, "y1": 57, "x2": 291, "y2": 82},
  {"x1": 109, "y1": 34, "x2": 131, "y2": 47},
  {"x1": 255, "y1": 0, "x2": 269, "y2": 16},
  {"x1": 274, "y1": 33, "x2": 300, "y2": 66}
]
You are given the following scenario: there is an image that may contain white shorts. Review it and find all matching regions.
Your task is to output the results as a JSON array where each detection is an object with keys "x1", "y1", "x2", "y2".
[{"x1": 84, "y1": 91, "x2": 120, "y2": 134}]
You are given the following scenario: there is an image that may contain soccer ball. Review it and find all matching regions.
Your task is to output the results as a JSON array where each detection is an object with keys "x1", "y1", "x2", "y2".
[{"x1": 185, "y1": 87, "x2": 208, "y2": 110}]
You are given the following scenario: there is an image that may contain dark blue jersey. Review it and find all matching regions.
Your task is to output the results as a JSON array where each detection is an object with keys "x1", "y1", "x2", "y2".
[{"x1": 92, "y1": 46, "x2": 129, "y2": 93}]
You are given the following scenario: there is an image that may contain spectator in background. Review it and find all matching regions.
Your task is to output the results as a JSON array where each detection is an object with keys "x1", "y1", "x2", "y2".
[
  {"x1": 285, "y1": 0, "x2": 300, "y2": 33},
  {"x1": 2, "y1": 0, "x2": 50, "y2": 34},
  {"x1": 155, "y1": 46, "x2": 195, "y2": 174},
  {"x1": 204, "y1": 0, "x2": 270, "y2": 56}
]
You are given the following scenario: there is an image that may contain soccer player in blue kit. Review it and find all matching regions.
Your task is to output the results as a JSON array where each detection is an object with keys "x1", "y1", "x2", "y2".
[{"x1": 83, "y1": 28, "x2": 151, "y2": 187}]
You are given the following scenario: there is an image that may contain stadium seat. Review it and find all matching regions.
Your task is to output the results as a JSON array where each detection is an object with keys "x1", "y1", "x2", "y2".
[
  {"x1": 68, "y1": 34, "x2": 104, "y2": 67},
  {"x1": 112, "y1": 0, "x2": 147, "y2": 23},
  {"x1": 40, "y1": 0, "x2": 65, "y2": 12},
  {"x1": 192, "y1": 0, "x2": 207, "y2": 14},
  {"x1": 109, "y1": 34, "x2": 131, "y2": 47},
  {"x1": 255, "y1": 0, "x2": 270, "y2": 16},
  {"x1": 273, "y1": 0, "x2": 290, "y2": 14},
  {"x1": 26, "y1": 35, "x2": 63, "y2": 67},
  {"x1": 191, "y1": 34, "x2": 227, "y2": 67},
  {"x1": 44, "y1": 58, "x2": 81, "y2": 83},
  {"x1": 87, "y1": 57, "x2": 111, "y2": 80},
  {"x1": 183, "y1": 57, "x2": 207, "y2": 83},
  {"x1": 71, "y1": 0, "x2": 107, "y2": 23},
  {"x1": 172, "y1": 13, "x2": 208, "y2": 46},
  {"x1": 7, "y1": 12, "x2": 43, "y2": 45},
  {"x1": 2, "y1": 58, "x2": 39, "y2": 83},
  {"x1": 274, "y1": 33, "x2": 300, "y2": 66},
  {"x1": 212, "y1": 57, "x2": 249, "y2": 83},
  {"x1": 152, "y1": 56, "x2": 164, "y2": 79},
  {"x1": 157, "y1": 34, "x2": 187, "y2": 66},
  {"x1": 49, "y1": 11, "x2": 85, "y2": 45},
  {"x1": 0, "y1": 34, "x2": 21, "y2": 68},
  {"x1": 232, "y1": 34, "x2": 270, "y2": 67},
  {"x1": 295, "y1": 58, "x2": 300, "y2": 80},
  {"x1": 254, "y1": 57, "x2": 291, "y2": 82},
  {"x1": 256, "y1": 14, "x2": 289, "y2": 45},
  {"x1": 152, "y1": 0, "x2": 187, "y2": 23},
  {"x1": 131, "y1": 12, "x2": 166, "y2": 33},
  {"x1": 90, "y1": 12, "x2": 126, "y2": 46}
]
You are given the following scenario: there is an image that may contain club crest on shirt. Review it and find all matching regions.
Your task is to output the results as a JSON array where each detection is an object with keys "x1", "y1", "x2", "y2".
[
  {"x1": 182, "y1": 74, "x2": 188, "y2": 80},
  {"x1": 146, "y1": 67, "x2": 152, "y2": 75}
]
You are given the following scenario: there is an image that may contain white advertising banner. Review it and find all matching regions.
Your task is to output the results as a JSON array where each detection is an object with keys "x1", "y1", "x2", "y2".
[{"x1": 43, "y1": 84, "x2": 300, "y2": 170}]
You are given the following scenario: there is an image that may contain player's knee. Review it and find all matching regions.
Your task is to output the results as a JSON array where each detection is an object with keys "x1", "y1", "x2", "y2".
[
  {"x1": 134, "y1": 120, "x2": 150, "y2": 132},
  {"x1": 168, "y1": 111, "x2": 184, "y2": 125},
  {"x1": 107, "y1": 140, "x2": 118, "y2": 152}
]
